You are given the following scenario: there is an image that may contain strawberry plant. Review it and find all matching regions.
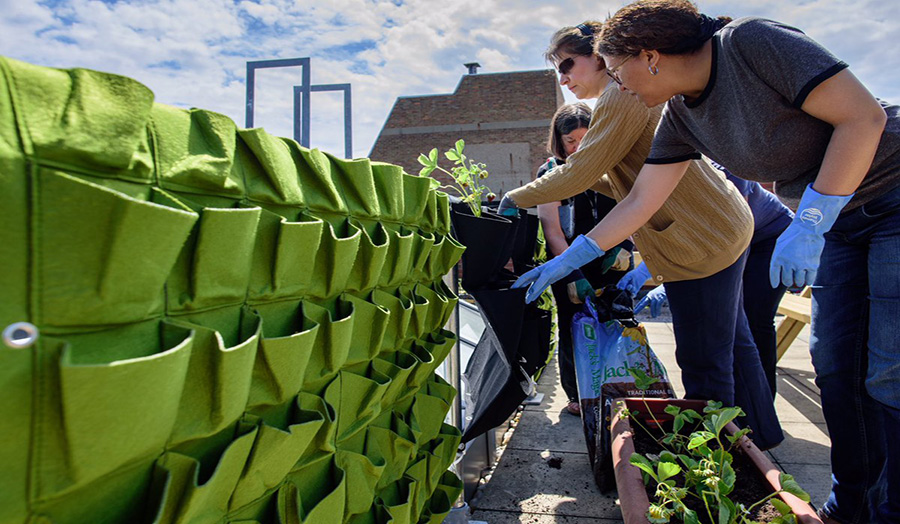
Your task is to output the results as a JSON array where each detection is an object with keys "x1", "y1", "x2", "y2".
[{"x1": 418, "y1": 139, "x2": 496, "y2": 217}]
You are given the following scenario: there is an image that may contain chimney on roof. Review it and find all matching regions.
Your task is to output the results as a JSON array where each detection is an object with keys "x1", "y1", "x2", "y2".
[{"x1": 463, "y1": 62, "x2": 481, "y2": 75}]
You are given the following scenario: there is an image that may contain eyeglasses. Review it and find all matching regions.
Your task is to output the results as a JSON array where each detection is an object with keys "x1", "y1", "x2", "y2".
[
  {"x1": 606, "y1": 54, "x2": 634, "y2": 85},
  {"x1": 556, "y1": 57, "x2": 575, "y2": 76}
]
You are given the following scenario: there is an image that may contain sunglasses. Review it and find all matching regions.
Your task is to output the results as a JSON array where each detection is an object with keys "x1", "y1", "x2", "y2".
[{"x1": 556, "y1": 57, "x2": 575, "y2": 76}]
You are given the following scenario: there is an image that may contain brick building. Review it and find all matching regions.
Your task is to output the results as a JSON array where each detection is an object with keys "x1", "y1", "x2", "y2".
[{"x1": 369, "y1": 68, "x2": 565, "y2": 196}]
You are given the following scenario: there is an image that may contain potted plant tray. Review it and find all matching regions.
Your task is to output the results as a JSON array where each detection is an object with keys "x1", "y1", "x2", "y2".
[{"x1": 610, "y1": 398, "x2": 823, "y2": 524}]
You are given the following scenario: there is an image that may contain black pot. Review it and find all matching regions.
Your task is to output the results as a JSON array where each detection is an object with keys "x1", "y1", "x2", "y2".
[{"x1": 450, "y1": 203, "x2": 518, "y2": 289}]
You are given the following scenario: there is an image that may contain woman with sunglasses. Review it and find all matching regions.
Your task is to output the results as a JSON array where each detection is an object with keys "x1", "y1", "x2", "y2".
[
  {"x1": 594, "y1": 2, "x2": 900, "y2": 522},
  {"x1": 498, "y1": 21, "x2": 784, "y2": 450}
]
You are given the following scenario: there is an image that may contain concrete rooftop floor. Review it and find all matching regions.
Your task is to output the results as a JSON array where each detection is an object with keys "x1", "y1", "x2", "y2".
[{"x1": 468, "y1": 314, "x2": 829, "y2": 524}]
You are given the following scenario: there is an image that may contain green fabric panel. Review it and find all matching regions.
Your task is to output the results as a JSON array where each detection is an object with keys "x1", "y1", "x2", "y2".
[
  {"x1": 413, "y1": 284, "x2": 446, "y2": 336},
  {"x1": 34, "y1": 321, "x2": 193, "y2": 498},
  {"x1": 151, "y1": 105, "x2": 243, "y2": 197},
  {"x1": 293, "y1": 145, "x2": 345, "y2": 214},
  {"x1": 370, "y1": 289, "x2": 413, "y2": 355},
  {"x1": 247, "y1": 302, "x2": 319, "y2": 409},
  {"x1": 167, "y1": 310, "x2": 261, "y2": 445},
  {"x1": 247, "y1": 209, "x2": 323, "y2": 301},
  {"x1": 422, "y1": 425, "x2": 461, "y2": 495},
  {"x1": 433, "y1": 192, "x2": 451, "y2": 236},
  {"x1": 280, "y1": 455, "x2": 346, "y2": 524},
  {"x1": 403, "y1": 343, "x2": 435, "y2": 394},
  {"x1": 408, "y1": 230, "x2": 435, "y2": 283},
  {"x1": 341, "y1": 294, "x2": 389, "y2": 368},
  {"x1": 421, "y1": 330, "x2": 456, "y2": 370},
  {"x1": 346, "y1": 221, "x2": 390, "y2": 293},
  {"x1": 433, "y1": 282, "x2": 459, "y2": 329},
  {"x1": 370, "y1": 161, "x2": 404, "y2": 223},
  {"x1": 368, "y1": 353, "x2": 415, "y2": 408},
  {"x1": 230, "y1": 398, "x2": 326, "y2": 511},
  {"x1": 295, "y1": 391, "x2": 337, "y2": 466},
  {"x1": 404, "y1": 386, "x2": 451, "y2": 448},
  {"x1": 166, "y1": 203, "x2": 261, "y2": 312},
  {"x1": 402, "y1": 456, "x2": 429, "y2": 521},
  {"x1": 37, "y1": 169, "x2": 198, "y2": 326},
  {"x1": 324, "y1": 367, "x2": 390, "y2": 444},
  {"x1": 151, "y1": 427, "x2": 257, "y2": 524},
  {"x1": 401, "y1": 174, "x2": 430, "y2": 226},
  {"x1": 301, "y1": 301, "x2": 352, "y2": 394},
  {"x1": 306, "y1": 218, "x2": 362, "y2": 299},
  {"x1": 2, "y1": 56, "x2": 154, "y2": 178},
  {"x1": 380, "y1": 225, "x2": 415, "y2": 288},
  {"x1": 0, "y1": 346, "x2": 32, "y2": 522},
  {"x1": 237, "y1": 128, "x2": 304, "y2": 206},
  {"x1": 379, "y1": 476, "x2": 415, "y2": 524},
  {"x1": 335, "y1": 449, "x2": 386, "y2": 517},
  {"x1": 361, "y1": 412, "x2": 417, "y2": 491},
  {"x1": 326, "y1": 153, "x2": 381, "y2": 218},
  {"x1": 420, "y1": 191, "x2": 439, "y2": 234},
  {"x1": 418, "y1": 490, "x2": 452, "y2": 524},
  {"x1": 399, "y1": 285, "x2": 430, "y2": 342},
  {"x1": 347, "y1": 504, "x2": 394, "y2": 524},
  {"x1": 426, "y1": 234, "x2": 465, "y2": 282},
  {"x1": 432, "y1": 470, "x2": 463, "y2": 510}
]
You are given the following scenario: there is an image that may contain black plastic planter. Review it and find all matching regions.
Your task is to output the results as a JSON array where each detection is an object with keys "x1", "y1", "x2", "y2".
[{"x1": 450, "y1": 204, "x2": 517, "y2": 290}]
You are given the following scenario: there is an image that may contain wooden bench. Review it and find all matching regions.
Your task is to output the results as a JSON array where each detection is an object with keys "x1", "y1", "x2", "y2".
[{"x1": 775, "y1": 287, "x2": 812, "y2": 362}]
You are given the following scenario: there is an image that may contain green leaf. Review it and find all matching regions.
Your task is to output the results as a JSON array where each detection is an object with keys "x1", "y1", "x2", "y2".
[
  {"x1": 630, "y1": 453, "x2": 658, "y2": 481},
  {"x1": 445, "y1": 149, "x2": 461, "y2": 162},
  {"x1": 770, "y1": 498, "x2": 792, "y2": 516},
  {"x1": 712, "y1": 407, "x2": 743, "y2": 436},
  {"x1": 657, "y1": 461, "x2": 681, "y2": 482},
  {"x1": 778, "y1": 473, "x2": 811, "y2": 502},
  {"x1": 419, "y1": 166, "x2": 435, "y2": 177},
  {"x1": 681, "y1": 507, "x2": 701, "y2": 524},
  {"x1": 704, "y1": 400, "x2": 723, "y2": 413},
  {"x1": 718, "y1": 496, "x2": 734, "y2": 524},
  {"x1": 664, "y1": 405, "x2": 681, "y2": 416},
  {"x1": 428, "y1": 147, "x2": 438, "y2": 163},
  {"x1": 417, "y1": 153, "x2": 432, "y2": 167},
  {"x1": 659, "y1": 451, "x2": 678, "y2": 463},
  {"x1": 720, "y1": 461, "x2": 735, "y2": 496},
  {"x1": 673, "y1": 415, "x2": 685, "y2": 434},
  {"x1": 628, "y1": 366, "x2": 660, "y2": 390},
  {"x1": 429, "y1": 178, "x2": 441, "y2": 190},
  {"x1": 687, "y1": 431, "x2": 714, "y2": 450},
  {"x1": 455, "y1": 138, "x2": 465, "y2": 153},
  {"x1": 682, "y1": 409, "x2": 702, "y2": 422}
]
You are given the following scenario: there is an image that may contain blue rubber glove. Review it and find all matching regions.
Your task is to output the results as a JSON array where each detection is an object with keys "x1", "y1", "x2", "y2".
[
  {"x1": 616, "y1": 261, "x2": 651, "y2": 295},
  {"x1": 512, "y1": 235, "x2": 605, "y2": 303},
  {"x1": 635, "y1": 285, "x2": 667, "y2": 317},
  {"x1": 497, "y1": 194, "x2": 518, "y2": 217},
  {"x1": 769, "y1": 184, "x2": 853, "y2": 288}
]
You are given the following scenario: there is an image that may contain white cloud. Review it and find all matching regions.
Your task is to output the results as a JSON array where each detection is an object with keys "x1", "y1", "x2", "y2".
[{"x1": 0, "y1": 0, "x2": 897, "y2": 158}]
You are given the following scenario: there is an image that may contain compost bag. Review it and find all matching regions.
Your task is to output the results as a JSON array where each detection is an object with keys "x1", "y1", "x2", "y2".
[{"x1": 572, "y1": 287, "x2": 674, "y2": 492}]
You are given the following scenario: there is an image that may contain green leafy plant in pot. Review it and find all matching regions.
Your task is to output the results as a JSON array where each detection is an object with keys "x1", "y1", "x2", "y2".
[{"x1": 418, "y1": 139, "x2": 496, "y2": 217}]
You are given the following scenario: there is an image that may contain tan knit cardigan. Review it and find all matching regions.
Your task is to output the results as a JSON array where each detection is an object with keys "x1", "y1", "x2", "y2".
[{"x1": 507, "y1": 84, "x2": 753, "y2": 283}]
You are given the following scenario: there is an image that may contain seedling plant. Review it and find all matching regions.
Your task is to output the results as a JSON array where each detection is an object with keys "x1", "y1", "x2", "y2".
[
  {"x1": 623, "y1": 368, "x2": 810, "y2": 524},
  {"x1": 418, "y1": 139, "x2": 495, "y2": 217}
]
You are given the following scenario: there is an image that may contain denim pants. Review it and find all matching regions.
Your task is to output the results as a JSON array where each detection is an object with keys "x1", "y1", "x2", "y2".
[
  {"x1": 743, "y1": 235, "x2": 788, "y2": 398},
  {"x1": 813, "y1": 185, "x2": 900, "y2": 524},
  {"x1": 665, "y1": 249, "x2": 784, "y2": 450}
]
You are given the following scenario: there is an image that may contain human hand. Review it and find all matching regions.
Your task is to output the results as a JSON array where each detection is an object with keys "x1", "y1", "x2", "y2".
[
  {"x1": 769, "y1": 184, "x2": 853, "y2": 288},
  {"x1": 497, "y1": 194, "x2": 518, "y2": 217},
  {"x1": 512, "y1": 235, "x2": 605, "y2": 303},
  {"x1": 635, "y1": 285, "x2": 667, "y2": 317},
  {"x1": 616, "y1": 261, "x2": 651, "y2": 295}
]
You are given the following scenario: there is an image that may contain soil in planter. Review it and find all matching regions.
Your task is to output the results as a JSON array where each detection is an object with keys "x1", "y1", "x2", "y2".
[{"x1": 632, "y1": 421, "x2": 782, "y2": 523}]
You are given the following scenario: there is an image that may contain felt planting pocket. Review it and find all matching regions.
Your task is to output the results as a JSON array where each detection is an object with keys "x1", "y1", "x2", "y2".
[
  {"x1": 347, "y1": 504, "x2": 394, "y2": 524},
  {"x1": 168, "y1": 309, "x2": 261, "y2": 445},
  {"x1": 432, "y1": 470, "x2": 464, "y2": 510},
  {"x1": 401, "y1": 174, "x2": 431, "y2": 226},
  {"x1": 425, "y1": 233, "x2": 464, "y2": 282},
  {"x1": 34, "y1": 320, "x2": 193, "y2": 498},
  {"x1": 166, "y1": 201, "x2": 262, "y2": 312},
  {"x1": 5, "y1": 56, "x2": 155, "y2": 178},
  {"x1": 345, "y1": 221, "x2": 390, "y2": 293},
  {"x1": 324, "y1": 366, "x2": 391, "y2": 445},
  {"x1": 327, "y1": 153, "x2": 380, "y2": 218},
  {"x1": 380, "y1": 225, "x2": 415, "y2": 287},
  {"x1": 402, "y1": 455, "x2": 429, "y2": 521},
  {"x1": 404, "y1": 383, "x2": 452, "y2": 447},
  {"x1": 371, "y1": 289, "x2": 413, "y2": 355},
  {"x1": 422, "y1": 423, "x2": 462, "y2": 495},
  {"x1": 237, "y1": 128, "x2": 304, "y2": 206},
  {"x1": 335, "y1": 449, "x2": 386, "y2": 517},
  {"x1": 418, "y1": 490, "x2": 453, "y2": 524},
  {"x1": 37, "y1": 170, "x2": 198, "y2": 326},
  {"x1": 294, "y1": 392, "x2": 337, "y2": 466},
  {"x1": 370, "y1": 162, "x2": 405, "y2": 223},
  {"x1": 379, "y1": 475, "x2": 416, "y2": 524},
  {"x1": 369, "y1": 352, "x2": 416, "y2": 408},
  {"x1": 307, "y1": 217, "x2": 362, "y2": 299},
  {"x1": 420, "y1": 190, "x2": 439, "y2": 233},
  {"x1": 247, "y1": 301, "x2": 319, "y2": 409},
  {"x1": 229, "y1": 398, "x2": 327, "y2": 511},
  {"x1": 421, "y1": 330, "x2": 456, "y2": 370},
  {"x1": 301, "y1": 301, "x2": 353, "y2": 395},
  {"x1": 151, "y1": 104, "x2": 243, "y2": 197},
  {"x1": 433, "y1": 192, "x2": 452, "y2": 236},
  {"x1": 278, "y1": 454, "x2": 346, "y2": 524},
  {"x1": 403, "y1": 343, "x2": 436, "y2": 394},
  {"x1": 248, "y1": 209, "x2": 324, "y2": 301},
  {"x1": 399, "y1": 285, "x2": 430, "y2": 341},
  {"x1": 413, "y1": 284, "x2": 446, "y2": 335},
  {"x1": 0, "y1": 345, "x2": 33, "y2": 522},
  {"x1": 433, "y1": 280, "x2": 459, "y2": 329},
  {"x1": 409, "y1": 230, "x2": 436, "y2": 283},
  {"x1": 340, "y1": 294, "x2": 390, "y2": 367},
  {"x1": 365, "y1": 411, "x2": 418, "y2": 491},
  {"x1": 150, "y1": 425, "x2": 258, "y2": 524}
]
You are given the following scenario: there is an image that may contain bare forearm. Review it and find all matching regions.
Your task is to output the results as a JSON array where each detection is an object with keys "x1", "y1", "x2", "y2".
[
  {"x1": 813, "y1": 115, "x2": 886, "y2": 196},
  {"x1": 538, "y1": 203, "x2": 570, "y2": 256}
]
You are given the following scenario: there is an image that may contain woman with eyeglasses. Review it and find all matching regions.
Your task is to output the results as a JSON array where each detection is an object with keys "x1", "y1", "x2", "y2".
[
  {"x1": 497, "y1": 21, "x2": 784, "y2": 450},
  {"x1": 593, "y1": 1, "x2": 900, "y2": 522}
]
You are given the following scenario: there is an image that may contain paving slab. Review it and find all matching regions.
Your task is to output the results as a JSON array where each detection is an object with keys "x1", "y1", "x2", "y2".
[
  {"x1": 768, "y1": 421, "x2": 831, "y2": 466},
  {"x1": 506, "y1": 407, "x2": 587, "y2": 454},
  {"x1": 470, "y1": 509, "x2": 624, "y2": 523}
]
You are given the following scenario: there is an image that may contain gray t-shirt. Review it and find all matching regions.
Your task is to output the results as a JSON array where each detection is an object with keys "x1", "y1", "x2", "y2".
[{"x1": 647, "y1": 17, "x2": 900, "y2": 211}]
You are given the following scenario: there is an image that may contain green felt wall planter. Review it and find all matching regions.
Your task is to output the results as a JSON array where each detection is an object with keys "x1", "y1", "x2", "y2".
[
  {"x1": 34, "y1": 320, "x2": 194, "y2": 498},
  {"x1": 371, "y1": 289, "x2": 414, "y2": 354},
  {"x1": 413, "y1": 284, "x2": 446, "y2": 336},
  {"x1": 247, "y1": 209, "x2": 324, "y2": 301},
  {"x1": 37, "y1": 170, "x2": 198, "y2": 326},
  {"x1": 370, "y1": 162, "x2": 405, "y2": 223},
  {"x1": 426, "y1": 234, "x2": 465, "y2": 283},
  {"x1": 380, "y1": 225, "x2": 415, "y2": 288},
  {"x1": 325, "y1": 367, "x2": 391, "y2": 445},
  {"x1": 359, "y1": 412, "x2": 418, "y2": 491},
  {"x1": 301, "y1": 301, "x2": 353, "y2": 394},
  {"x1": 432, "y1": 470, "x2": 464, "y2": 510},
  {"x1": 402, "y1": 455, "x2": 430, "y2": 522},
  {"x1": 279, "y1": 455, "x2": 346, "y2": 524},
  {"x1": 400, "y1": 285, "x2": 431, "y2": 341},
  {"x1": 237, "y1": 129, "x2": 305, "y2": 206},
  {"x1": 336, "y1": 448, "x2": 387, "y2": 517},
  {"x1": 420, "y1": 191, "x2": 439, "y2": 234},
  {"x1": 401, "y1": 174, "x2": 431, "y2": 226},
  {"x1": 417, "y1": 490, "x2": 453, "y2": 524},
  {"x1": 306, "y1": 217, "x2": 362, "y2": 299},
  {"x1": 409, "y1": 230, "x2": 436, "y2": 283},
  {"x1": 341, "y1": 293, "x2": 390, "y2": 368},
  {"x1": 421, "y1": 330, "x2": 456, "y2": 369},
  {"x1": 369, "y1": 352, "x2": 417, "y2": 408},
  {"x1": 346, "y1": 221, "x2": 390, "y2": 293},
  {"x1": 433, "y1": 192, "x2": 452, "y2": 236},
  {"x1": 327, "y1": 153, "x2": 381, "y2": 218},
  {"x1": 380, "y1": 475, "x2": 417, "y2": 524},
  {"x1": 404, "y1": 343, "x2": 436, "y2": 394},
  {"x1": 0, "y1": 345, "x2": 31, "y2": 522},
  {"x1": 294, "y1": 392, "x2": 337, "y2": 466}
]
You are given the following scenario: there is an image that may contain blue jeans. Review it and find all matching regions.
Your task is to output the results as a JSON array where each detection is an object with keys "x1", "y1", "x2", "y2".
[
  {"x1": 666, "y1": 250, "x2": 784, "y2": 450},
  {"x1": 813, "y1": 185, "x2": 900, "y2": 524},
  {"x1": 743, "y1": 235, "x2": 788, "y2": 398}
]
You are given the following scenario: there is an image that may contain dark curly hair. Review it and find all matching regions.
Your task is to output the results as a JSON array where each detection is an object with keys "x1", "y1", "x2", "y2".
[
  {"x1": 548, "y1": 102, "x2": 592, "y2": 161},
  {"x1": 544, "y1": 20, "x2": 604, "y2": 65},
  {"x1": 596, "y1": 0, "x2": 731, "y2": 57}
]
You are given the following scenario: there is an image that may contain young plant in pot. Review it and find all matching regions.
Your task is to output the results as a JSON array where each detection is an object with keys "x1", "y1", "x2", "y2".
[{"x1": 611, "y1": 369, "x2": 821, "y2": 524}]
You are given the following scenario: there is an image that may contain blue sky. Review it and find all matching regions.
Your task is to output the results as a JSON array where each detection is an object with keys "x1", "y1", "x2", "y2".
[{"x1": 2, "y1": 0, "x2": 897, "y2": 159}]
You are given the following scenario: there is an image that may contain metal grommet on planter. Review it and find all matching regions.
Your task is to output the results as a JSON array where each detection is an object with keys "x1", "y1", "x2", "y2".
[{"x1": 3, "y1": 322, "x2": 39, "y2": 349}]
